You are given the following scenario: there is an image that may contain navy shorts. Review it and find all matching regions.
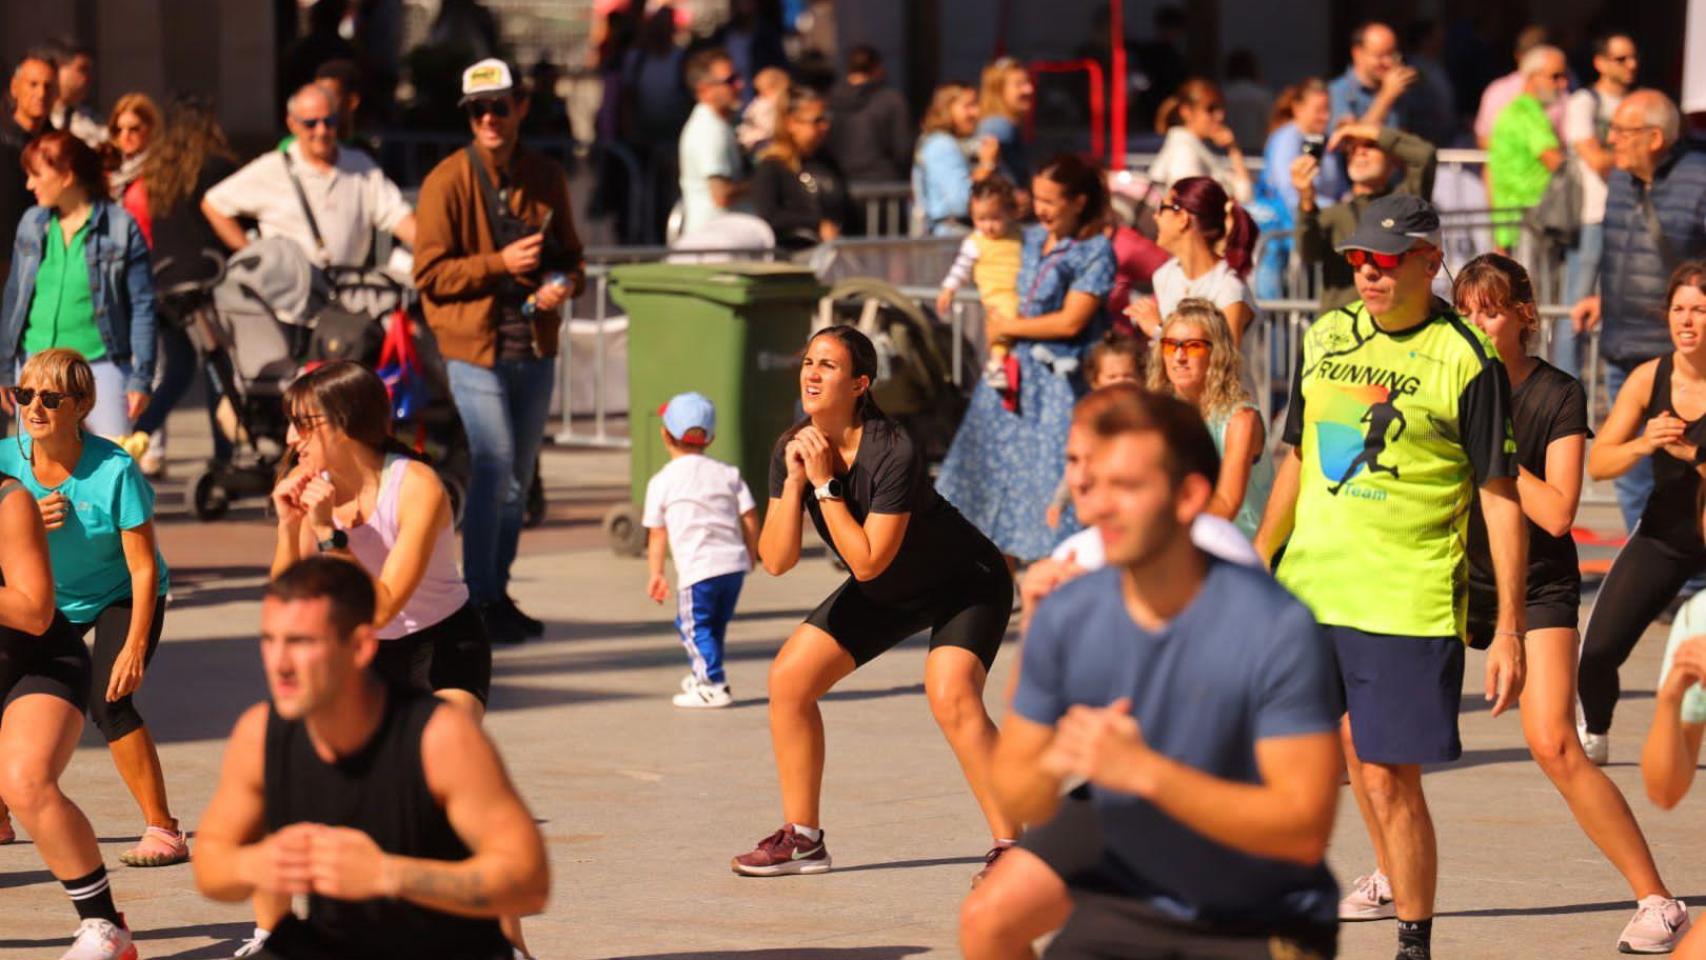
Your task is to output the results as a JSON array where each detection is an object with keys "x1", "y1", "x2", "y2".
[{"x1": 1329, "y1": 626, "x2": 1464, "y2": 765}]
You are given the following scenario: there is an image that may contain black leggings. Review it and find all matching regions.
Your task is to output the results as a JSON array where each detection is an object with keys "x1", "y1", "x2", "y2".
[
  {"x1": 1579, "y1": 532, "x2": 1706, "y2": 735},
  {"x1": 70, "y1": 597, "x2": 167, "y2": 743}
]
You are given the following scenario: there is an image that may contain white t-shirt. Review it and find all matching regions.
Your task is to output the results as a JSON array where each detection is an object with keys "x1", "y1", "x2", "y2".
[
  {"x1": 1147, "y1": 127, "x2": 1253, "y2": 203},
  {"x1": 1151, "y1": 257, "x2": 1257, "y2": 320},
  {"x1": 678, "y1": 102, "x2": 745, "y2": 234},
  {"x1": 642, "y1": 453, "x2": 757, "y2": 588},
  {"x1": 203, "y1": 142, "x2": 411, "y2": 268},
  {"x1": 1563, "y1": 88, "x2": 1622, "y2": 226},
  {"x1": 1050, "y1": 515, "x2": 1263, "y2": 570}
]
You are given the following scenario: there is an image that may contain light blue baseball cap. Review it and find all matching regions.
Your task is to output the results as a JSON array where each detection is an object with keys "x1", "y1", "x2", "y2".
[{"x1": 660, "y1": 391, "x2": 716, "y2": 444}]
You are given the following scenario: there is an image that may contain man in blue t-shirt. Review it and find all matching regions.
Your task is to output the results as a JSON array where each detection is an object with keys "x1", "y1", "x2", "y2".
[{"x1": 989, "y1": 390, "x2": 1343, "y2": 958}]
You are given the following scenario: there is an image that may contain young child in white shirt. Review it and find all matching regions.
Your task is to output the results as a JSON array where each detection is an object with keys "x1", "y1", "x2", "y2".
[
  {"x1": 643, "y1": 392, "x2": 761, "y2": 708},
  {"x1": 936, "y1": 177, "x2": 1024, "y2": 409}
]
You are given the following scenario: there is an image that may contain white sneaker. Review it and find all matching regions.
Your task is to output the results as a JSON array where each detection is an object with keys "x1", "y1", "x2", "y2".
[
  {"x1": 1338, "y1": 870, "x2": 1396, "y2": 921},
  {"x1": 679, "y1": 673, "x2": 699, "y2": 694},
  {"x1": 233, "y1": 927, "x2": 271, "y2": 958},
  {"x1": 1619, "y1": 896, "x2": 1690, "y2": 953},
  {"x1": 1581, "y1": 730, "x2": 1610, "y2": 766},
  {"x1": 60, "y1": 916, "x2": 136, "y2": 960},
  {"x1": 673, "y1": 679, "x2": 733, "y2": 709}
]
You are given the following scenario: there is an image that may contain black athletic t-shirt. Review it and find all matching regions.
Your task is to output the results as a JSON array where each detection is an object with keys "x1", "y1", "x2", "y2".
[
  {"x1": 769, "y1": 416, "x2": 998, "y2": 603},
  {"x1": 1638, "y1": 354, "x2": 1706, "y2": 555},
  {"x1": 1468, "y1": 360, "x2": 1589, "y2": 596}
]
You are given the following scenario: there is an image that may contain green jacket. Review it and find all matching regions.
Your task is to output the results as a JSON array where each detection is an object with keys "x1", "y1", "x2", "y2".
[{"x1": 1295, "y1": 128, "x2": 1438, "y2": 312}]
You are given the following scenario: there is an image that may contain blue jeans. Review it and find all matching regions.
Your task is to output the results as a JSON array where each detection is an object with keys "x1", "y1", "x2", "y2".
[
  {"x1": 1605, "y1": 359, "x2": 1653, "y2": 533},
  {"x1": 133, "y1": 327, "x2": 231, "y2": 461},
  {"x1": 447, "y1": 357, "x2": 555, "y2": 605},
  {"x1": 1555, "y1": 222, "x2": 1604, "y2": 377}
]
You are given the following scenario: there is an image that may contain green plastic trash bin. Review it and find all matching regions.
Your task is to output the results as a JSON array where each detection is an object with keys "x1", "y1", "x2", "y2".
[{"x1": 601, "y1": 262, "x2": 825, "y2": 556}]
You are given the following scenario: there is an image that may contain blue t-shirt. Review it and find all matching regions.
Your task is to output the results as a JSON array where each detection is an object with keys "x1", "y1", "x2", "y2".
[
  {"x1": 0, "y1": 434, "x2": 170, "y2": 622},
  {"x1": 1013, "y1": 561, "x2": 1341, "y2": 928}
]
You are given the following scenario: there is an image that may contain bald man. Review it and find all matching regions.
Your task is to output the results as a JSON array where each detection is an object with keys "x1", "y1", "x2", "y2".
[
  {"x1": 1573, "y1": 88, "x2": 1706, "y2": 528},
  {"x1": 1486, "y1": 45, "x2": 1569, "y2": 251},
  {"x1": 1328, "y1": 21, "x2": 1417, "y2": 129},
  {"x1": 202, "y1": 83, "x2": 415, "y2": 269}
]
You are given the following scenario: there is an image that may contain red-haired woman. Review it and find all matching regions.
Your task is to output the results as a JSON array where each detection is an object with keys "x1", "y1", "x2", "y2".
[
  {"x1": 0, "y1": 130, "x2": 155, "y2": 439},
  {"x1": 1125, "y1": 175, "x2": 1260, "y2": 345}
]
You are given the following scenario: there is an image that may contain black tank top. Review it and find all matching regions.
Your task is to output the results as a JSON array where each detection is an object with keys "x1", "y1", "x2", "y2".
[
  {"x1": 262, "y1": 689, "x2": 510, "y2": 960},
  {"x1": 1638, "y1": 355, "x2": 1706, "y2": 555}
]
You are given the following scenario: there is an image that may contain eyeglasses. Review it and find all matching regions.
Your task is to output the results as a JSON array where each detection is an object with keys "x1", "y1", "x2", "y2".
[
  {"x1": 1159, "y1": 338, "x2": 1212, "y2": 360},
  {"x1": 1608, "y1": 122, "x2": 1656, "y2": 137},
  {"x1": 709, "y1": 73, "x2": 740, "y2": 87},
  {"x1": 1158, "y1": 201, "x2": 1189, "y2": 217},
  {"x1": 293, "y1": 114, "x2": 339, "y2": 130},
  {"x1": 9, "y1": 387, "x2": 81, "y2": 409},
  {"x1": 465, "y1": 100, "x2": 511, "y2": 120},
  {"x1": 1345, "y1": 249, "x2": 1411, "y2": 270}
]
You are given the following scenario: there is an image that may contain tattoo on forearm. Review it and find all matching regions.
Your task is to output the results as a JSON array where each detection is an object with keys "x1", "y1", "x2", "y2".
[{"x1": 400, "y1": 866, "x2": 492, "y2": 909}]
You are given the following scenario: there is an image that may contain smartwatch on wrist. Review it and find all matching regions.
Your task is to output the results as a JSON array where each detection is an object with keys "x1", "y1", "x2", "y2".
[
  {"x1": 316, "y1": 529, "x2": 349, "y2": 553},
  {"x1": 813, "y1": 478, "x2": 844, "y2": 502}
]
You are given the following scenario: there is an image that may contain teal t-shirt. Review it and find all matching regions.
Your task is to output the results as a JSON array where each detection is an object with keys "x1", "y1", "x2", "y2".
[{"x1": 0, "y1": 434, "x2": 170, "y2": 622}]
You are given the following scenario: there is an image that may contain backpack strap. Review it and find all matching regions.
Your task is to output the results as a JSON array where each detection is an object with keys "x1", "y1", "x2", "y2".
[{"x1": 279, "y1": 149, "x2": 327, "y2": 259}]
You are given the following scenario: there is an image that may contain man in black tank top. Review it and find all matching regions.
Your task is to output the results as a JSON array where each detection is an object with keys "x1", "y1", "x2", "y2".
[{"x1": 193, "y1": 558, "x2": 547, "y2": 960}]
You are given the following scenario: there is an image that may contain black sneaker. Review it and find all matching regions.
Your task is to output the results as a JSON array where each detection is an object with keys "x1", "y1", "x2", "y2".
[
  {"x1": 502, "y1": 594, "x2": 545, "y2": 638},
  {"x1": 480, "y1": 601, "x2": 527, "y2": 645}
]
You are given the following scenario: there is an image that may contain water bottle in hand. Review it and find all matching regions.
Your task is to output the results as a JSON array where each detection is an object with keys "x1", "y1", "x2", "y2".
[{"x1": 522, "y1": 272, "x2": 570, "y2": 318}]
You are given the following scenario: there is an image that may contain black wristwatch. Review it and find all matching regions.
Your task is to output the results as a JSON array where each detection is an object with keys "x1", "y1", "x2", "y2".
[
  {"x1": 316, "y1": 529, "x2": 349, "y2": 553},
  {"x1": 813, "y1": 478, "x2": 844, "y2": 502}
]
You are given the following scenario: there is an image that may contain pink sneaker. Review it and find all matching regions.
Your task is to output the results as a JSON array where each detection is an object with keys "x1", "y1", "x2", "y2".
[
  {"x1": 120, "y1": 824, "x2": 190, "y2": 867},
  {"x1": 1619, "y1": 896, "x2": 1690, "y2": 954},
  {"x1": 1339, "y1": 870, "x2": 1395, "y2": 921}
]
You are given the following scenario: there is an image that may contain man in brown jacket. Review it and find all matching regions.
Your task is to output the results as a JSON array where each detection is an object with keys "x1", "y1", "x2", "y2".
[{"x1": 414, "y1": 57, "x2": 584, "y2": 646}]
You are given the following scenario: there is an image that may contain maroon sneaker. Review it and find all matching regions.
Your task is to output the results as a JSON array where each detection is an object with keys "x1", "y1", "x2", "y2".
[
  {"x1": 970, "y1": 842, "x2": 1014, "y2": 889},
  {"x1": 731, "y1": 825, "x2": 832, "y2": 876}
]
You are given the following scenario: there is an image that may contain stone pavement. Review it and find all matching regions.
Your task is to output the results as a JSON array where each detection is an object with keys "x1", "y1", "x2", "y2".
[{"x1": 1, "y1": 421, "x2": 1703, "y2": 960}]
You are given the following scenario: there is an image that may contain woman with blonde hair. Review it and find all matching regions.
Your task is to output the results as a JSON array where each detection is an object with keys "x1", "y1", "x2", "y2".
[
  {"x1": 0, "y1": 348, "x2": 184, "y2": 871},
  {"x1": 1146, "y1": 298, "x2": 1271, "y2": 536},
  {"x1": 976, "y1": 57, "x2": 1035, "y2": 191},
  {"x1": 913, "y1": 83, "x2": 998, "y2": 236},
  {"x1": 750, "y1": 86, "x2": 850, "y2": 249},
  {"x1": 1148, "y1": 77, "x2": 1253, "y2": 204}
]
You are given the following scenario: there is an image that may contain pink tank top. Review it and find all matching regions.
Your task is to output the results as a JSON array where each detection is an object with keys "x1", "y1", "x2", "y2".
[{"x1": 342, "y1": 457, "x2": 469, "y2": 640}]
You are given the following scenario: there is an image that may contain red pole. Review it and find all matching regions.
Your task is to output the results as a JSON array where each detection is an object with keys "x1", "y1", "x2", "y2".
[{"x1": 1109, "y1": 0, "x2": 1127, "y2": 170}]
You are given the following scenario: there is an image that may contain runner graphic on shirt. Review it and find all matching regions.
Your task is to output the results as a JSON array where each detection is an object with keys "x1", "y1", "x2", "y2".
[{"x1": 1328, "y1": 391, "x2": 1408, "y2": 494}]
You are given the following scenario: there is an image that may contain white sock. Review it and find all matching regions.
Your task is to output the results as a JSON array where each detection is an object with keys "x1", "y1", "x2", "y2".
[
  {"x1": 253, "y1": 928, "x2": 271, "y2": 941},
  {"x1": 790, "y1": 823, "x2": 821, "y2": 842}
]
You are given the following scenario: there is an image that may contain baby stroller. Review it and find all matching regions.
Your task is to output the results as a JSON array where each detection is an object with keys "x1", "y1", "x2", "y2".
[
  {"x1": 184, "y1": 237, "x2": 469, "y2": 521},
  {"x1": 815, "y1": 277, "x2": 978, "y2": 465}
]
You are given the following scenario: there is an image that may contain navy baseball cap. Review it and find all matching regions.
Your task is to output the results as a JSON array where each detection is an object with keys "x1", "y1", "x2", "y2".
[
  {"x1": 1337, "y1": 194, "x2": 1443, "y2": 256},
  {"x1": 660, "y1": 392, "x2": 716, "y2": 445}
]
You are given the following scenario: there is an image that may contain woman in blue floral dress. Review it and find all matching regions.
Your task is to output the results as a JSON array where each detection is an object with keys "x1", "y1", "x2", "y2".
[{"x1": 937, "y1": 154, "x2": 1117, "y2": 563}]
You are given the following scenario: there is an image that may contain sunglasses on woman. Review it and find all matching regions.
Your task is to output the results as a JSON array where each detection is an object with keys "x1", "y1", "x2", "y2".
[
  {"x1": 1344, "y1": 249, "x2": 1411, "y2": 271},
  {"x1": 1159, "y1": 338, "x2": 1212, "y2": 360},
  {"x1": 9, "y1": 387, "x2": 82, "y2": 409}
]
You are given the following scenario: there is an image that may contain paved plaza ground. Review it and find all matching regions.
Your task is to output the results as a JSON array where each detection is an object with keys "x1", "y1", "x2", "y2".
[{"x1": 1, "y1": 413, "x2": 1704, "y2": 960}]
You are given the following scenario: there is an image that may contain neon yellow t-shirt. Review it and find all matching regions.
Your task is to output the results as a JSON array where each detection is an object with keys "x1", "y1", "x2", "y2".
[{"x1": 1278, "y1": 300, "x2": 1516, "y2": 639}]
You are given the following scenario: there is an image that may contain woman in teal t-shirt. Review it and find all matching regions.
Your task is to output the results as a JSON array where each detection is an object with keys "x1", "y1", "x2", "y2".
[{"x1": 0, "y1": 348, "x2": 183, "y2": 867}]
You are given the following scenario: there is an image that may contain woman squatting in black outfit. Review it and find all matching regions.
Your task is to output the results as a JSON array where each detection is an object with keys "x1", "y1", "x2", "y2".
[
  {"x1": 1582, "y1": 261, "x2": 1706, "y2": 763},
  {"x1": 731, "y1": 325, "x2": 1017, "y2": 879}
]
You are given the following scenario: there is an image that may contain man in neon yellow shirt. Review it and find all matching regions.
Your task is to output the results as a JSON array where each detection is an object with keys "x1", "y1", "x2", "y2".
[
  {"x1": 1486, "y1": 45, "x2": 1568, "y2": 251},
  {"x1": 1255, "y1": 195, "x2": 1528, "y2": 960}
]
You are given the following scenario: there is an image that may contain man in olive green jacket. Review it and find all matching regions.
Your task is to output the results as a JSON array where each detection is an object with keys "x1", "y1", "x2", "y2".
[{"x1": 1291, "y1": 123, "x2": 1437, "y2": 311}]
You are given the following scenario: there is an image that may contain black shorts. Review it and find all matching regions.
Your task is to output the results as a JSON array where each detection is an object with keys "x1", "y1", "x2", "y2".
[
  {"x1": 1330, "y1": 626, "x2": 1463, "y2": 766},
  {"x1": 1045, "y1": 890, "x2": 1337, "y2": 960},
  {"x1": 1018, "y1": 787, "x2": 1108, "y2": 889},
  {"x1": 1466, "y1": 577, "x2": 1581, "y2": 649},
  {"x1": 804, "y1": 553, "x2": 1012, "y2": 671},
  {"x1": 0, "y1": 614, "x2": 91, "y2": 718},
  {"x1": 70, "y1": 597, "x2": 167, "y2": 742},
  {"x1": 371, "y1": 604, "x2": 492, "y2": 704}
]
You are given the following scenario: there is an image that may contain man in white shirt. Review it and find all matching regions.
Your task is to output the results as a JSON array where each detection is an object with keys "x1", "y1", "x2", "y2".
[
  {"x1": 202, "y1": 83, "x2": 415, "y2": 268},
  {"x1": 677, "y1": 48, "x2": 747, "y2": 235},
  {"x1": 1556, "y1": 33, "x2": 1637, "y2": 375}
]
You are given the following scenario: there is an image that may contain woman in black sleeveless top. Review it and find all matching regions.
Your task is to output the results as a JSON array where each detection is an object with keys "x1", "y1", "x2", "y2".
[
  {"x1": 0, "y1": 472, "x2": 138, "y2": 953},
  {"x1": 1582, "y1": 262, "x2": 1706, "y2": 761}
]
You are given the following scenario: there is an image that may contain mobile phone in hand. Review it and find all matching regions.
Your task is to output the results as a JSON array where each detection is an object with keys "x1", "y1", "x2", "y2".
[
  {"x1": 1302, "y1": 136, "x2": 1325, "y2": 161},
  {"x1": 537, "y1": 209, "x2": 554, "y2": 238}
]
